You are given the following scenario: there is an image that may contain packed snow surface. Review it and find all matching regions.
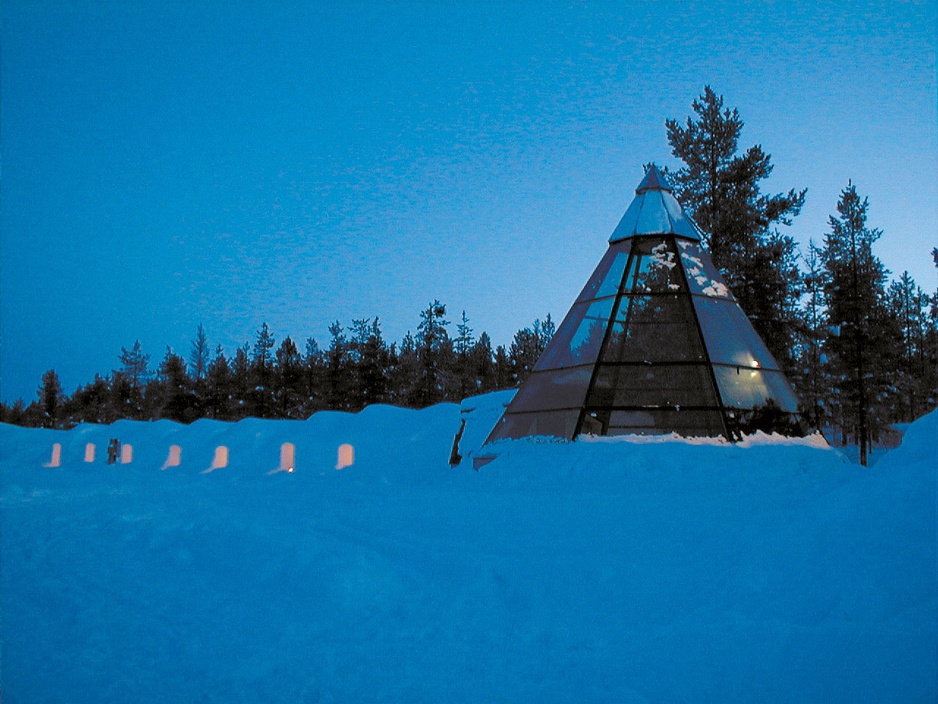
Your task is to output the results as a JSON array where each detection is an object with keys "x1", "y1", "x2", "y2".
[{"x1": 2, "y1": 392, "x2": 936, "y2": 703}]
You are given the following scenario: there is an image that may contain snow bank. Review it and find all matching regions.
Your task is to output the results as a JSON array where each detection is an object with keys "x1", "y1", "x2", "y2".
[{"x1": 1, "y1": 400, "x2": 935, "y2": 703}]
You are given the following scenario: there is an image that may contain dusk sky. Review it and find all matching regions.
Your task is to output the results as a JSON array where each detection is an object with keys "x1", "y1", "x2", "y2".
[{"x1": 2, "y1": 0, "x2": 936, "y2": 404}]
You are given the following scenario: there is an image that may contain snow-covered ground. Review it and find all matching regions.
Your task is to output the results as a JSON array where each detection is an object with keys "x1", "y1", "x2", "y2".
[{"x1": 2, "y1": 392, "x2": 936, "y2": 703}]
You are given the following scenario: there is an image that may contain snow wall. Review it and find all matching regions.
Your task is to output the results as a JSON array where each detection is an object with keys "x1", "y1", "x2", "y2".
[{"x1": 2, "y1": 392, "x2": 936, "y2": 703}]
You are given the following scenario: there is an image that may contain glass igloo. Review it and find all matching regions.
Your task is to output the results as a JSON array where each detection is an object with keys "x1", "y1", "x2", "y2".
[{"x1": 487, "y1": 165, "x2": 804, "y2": 442}]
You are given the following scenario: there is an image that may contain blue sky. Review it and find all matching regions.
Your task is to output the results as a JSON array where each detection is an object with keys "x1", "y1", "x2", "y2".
[{"x1": 2, "y1": 0, "x2": 936, "y2": 403}]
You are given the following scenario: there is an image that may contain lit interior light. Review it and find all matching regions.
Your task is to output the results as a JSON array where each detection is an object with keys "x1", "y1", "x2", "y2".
[
  {"x1": 84, "y1": 443, "x2": 96, "y2": 463},
  {"x1": 120, "y1": 444, "x2": 133, "y2": 464},
  {"x1": 202, "y1": 446, "x2": 229, "y2": 473},
  {"x1": 43, "y1": 443, "x2": 62, "y2": 468},
  {"x1": 280, "y1": 443, "x2": 296, "y2": 473},
  {"x1": 336, "y1": 443, "x2": 354, "y2": 470},
  {"x1": 162, "y1": 444, "x2": 182, "y2": 470}
]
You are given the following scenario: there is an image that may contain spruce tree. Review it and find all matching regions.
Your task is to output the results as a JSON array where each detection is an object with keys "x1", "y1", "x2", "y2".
[
  {"x1": 326, "y1": 322, "x2": 350, "y2": 410},
  {"x1": 231, "y1": 344, "x2": 251, "y2": 418},
  {"x1": 454, "y1": 311, "x2": 475, "y2": 400},
  {"x1": 275, "y1": 336, "x2": 304, "y2": 418},
  {"x1": 470, "y1": 331, "x2": 496, "y2": 393},
  {"x1": 303, "y1": 337, "x2": 324, "y2": 414},
  {"x1": 157, "y1": 347, "x2": 194, "y2": 422},
  {"x1": 358, "y1": 318, "x2": 389, "y2": 408},
  {"x1": 415, "y1": 301, "x2": 451, "y2": 406},
  {"x1": 791, "y1": 241, "x2": 829, "y2": 431},
  {"x1": 206, "y1": 346, "x2": 233, "y2": 419},
  {"x1": 38, "y1": 369, "x2": 63, "y2": 429},
  {"x1": 392, "y1": 331, "x2": 419, "y2": 405},
  {"x1": 493, "y1": 344, "x2": 512, "y2": 389},
  {"x1": 821, "y1": 182, "x2": 894, "y2": 465}
]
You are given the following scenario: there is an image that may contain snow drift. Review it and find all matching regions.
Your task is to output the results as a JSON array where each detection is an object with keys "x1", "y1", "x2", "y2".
[{"x1": 1, "y1": 393, "x2": 935, "y2": 703}]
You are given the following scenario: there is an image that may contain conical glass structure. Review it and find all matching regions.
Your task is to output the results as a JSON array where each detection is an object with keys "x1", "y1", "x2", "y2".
[{"x1": 487, "y1": 165, "x2": 804, "y2": 442}]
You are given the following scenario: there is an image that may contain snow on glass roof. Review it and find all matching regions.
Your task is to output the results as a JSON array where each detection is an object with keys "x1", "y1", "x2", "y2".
[{"x1": 609, "y1": 165, "x2": 703, "y2": 243}]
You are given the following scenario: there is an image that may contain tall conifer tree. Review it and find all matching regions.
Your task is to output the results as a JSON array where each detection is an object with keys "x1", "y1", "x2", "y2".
[
  {"x1": 666, "y1": 87, "x2": 806, "y2": 367},
  {"x1": 821, "y1": 182, "x2": 894, "y2": 465}
]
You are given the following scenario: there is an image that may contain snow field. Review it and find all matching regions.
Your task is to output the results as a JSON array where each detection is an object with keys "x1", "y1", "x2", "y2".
[{"x1": 1, "y1": 393, "x2": 935, "y2": 703}]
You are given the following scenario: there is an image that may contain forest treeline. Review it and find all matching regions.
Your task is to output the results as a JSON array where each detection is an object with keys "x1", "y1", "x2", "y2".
[
  {"x1": 3, "y1": 309, "x2": 556, "y2": 427},
  {"x1": 3, "y1": 87, "x2": 937, "y2": 456}
]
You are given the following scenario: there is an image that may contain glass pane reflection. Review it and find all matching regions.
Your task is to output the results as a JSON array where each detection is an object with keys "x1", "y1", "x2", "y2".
[
  {"x1": 535, "y1": 298, "x2": 614, "y2": 371},
  {"x1": 713, "y1": 366, "x2": 799, "y2": 412}
]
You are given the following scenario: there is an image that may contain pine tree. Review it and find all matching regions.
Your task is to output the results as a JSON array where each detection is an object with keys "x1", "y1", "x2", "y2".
[
  {"x1": 821, "y1": 182, "x2": 895, "y2": 465},
  {"x1": 113, "y1": 341, "x2": 151, "y2": 420},
  {"x1": 250, "y1": 323, "x2": 276, "y2": 417},
  {"x1": 886, "y1": 272, "x2": 919, "y2": 422},
  {"x1": 189, "y1": 323, "x2": 210, "y2": 381},
  {"x1": 453, "y1": 310, "x2": 475, "y2": 400},
  {"x1": 925, "y1": 289, "x2": 938, "y2": 409},
  {"x1": 119, "y1": 340, "x2": 151, "y2": 389},
  {"x1": 666, "y1": 86, "x2": 806, "y2": 367}
]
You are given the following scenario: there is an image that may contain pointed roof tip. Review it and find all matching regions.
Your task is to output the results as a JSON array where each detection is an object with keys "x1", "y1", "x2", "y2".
[
  {"x1": 636, "y1": 164, "x2": 673, "y2": 193},
  {"x1": 609, "y1": 162, "x2": 702, "y2": 243}
]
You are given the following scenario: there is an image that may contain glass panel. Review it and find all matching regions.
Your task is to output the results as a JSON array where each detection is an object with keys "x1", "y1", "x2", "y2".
[
  {"x1": 575, "y1": 241, "x2": 631, "y2": 303},
  {"x1": 585, "y1": 363, "x2": 719, "y2": 408},
  {"x1": 677, "y1": 241, "x2": 734, "y2": 299},
  {"x1": 603, "y1": 294, "x2": 705, "y2": 363},
  {"x1": 694, "y1": 297, "x2": 780, "y2": 370},
  {"x1": 713, "y1": 366, "x2": 799, "y2": 412},
  {"x1": 535, "y1": 298, "x2": 615, "y2": 371},
  {"x1": 609, "y1": 197, "x2": 642, "y2": 243},
  {"x1": 662, "y1": 191, "x2": 702, "y2": 241},
  {"x1": 508, "y1": 367, "x2": 593, "y2": 413},
  {"x1": 603, "y1": 409, "x2": 726, "y2": 438},
  {"x1": 489, "y1": 409, "x2": 581, "y2": 441},
  {"x1": 635, "y1": 190, "x2": 672, "y2": 234},
  {"x1": 762, "y1": 370, "x2": 801, "y2": 412},
  {"x1": 622, "y1": 238, "x2": 685, "y2": 294}
]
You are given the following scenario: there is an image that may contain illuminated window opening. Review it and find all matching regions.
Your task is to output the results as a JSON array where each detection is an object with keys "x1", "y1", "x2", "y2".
[
  {"x1": 43, "y1": 443, "x2": 62, "y2": 468},
  {"x1": 336, "y1": 443, "x2": 354, "y2": 470},
  {"x1": 202, "y1": 446, "x2": 229, "y2": 473},
  {"x1": 162, "y1": 444, "x2": 182, "y2": 470}
]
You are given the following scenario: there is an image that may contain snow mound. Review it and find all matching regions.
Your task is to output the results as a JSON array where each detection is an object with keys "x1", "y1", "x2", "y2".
[{"x1": 1, "y1": 402, "x2": 935, "y2": 703}]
